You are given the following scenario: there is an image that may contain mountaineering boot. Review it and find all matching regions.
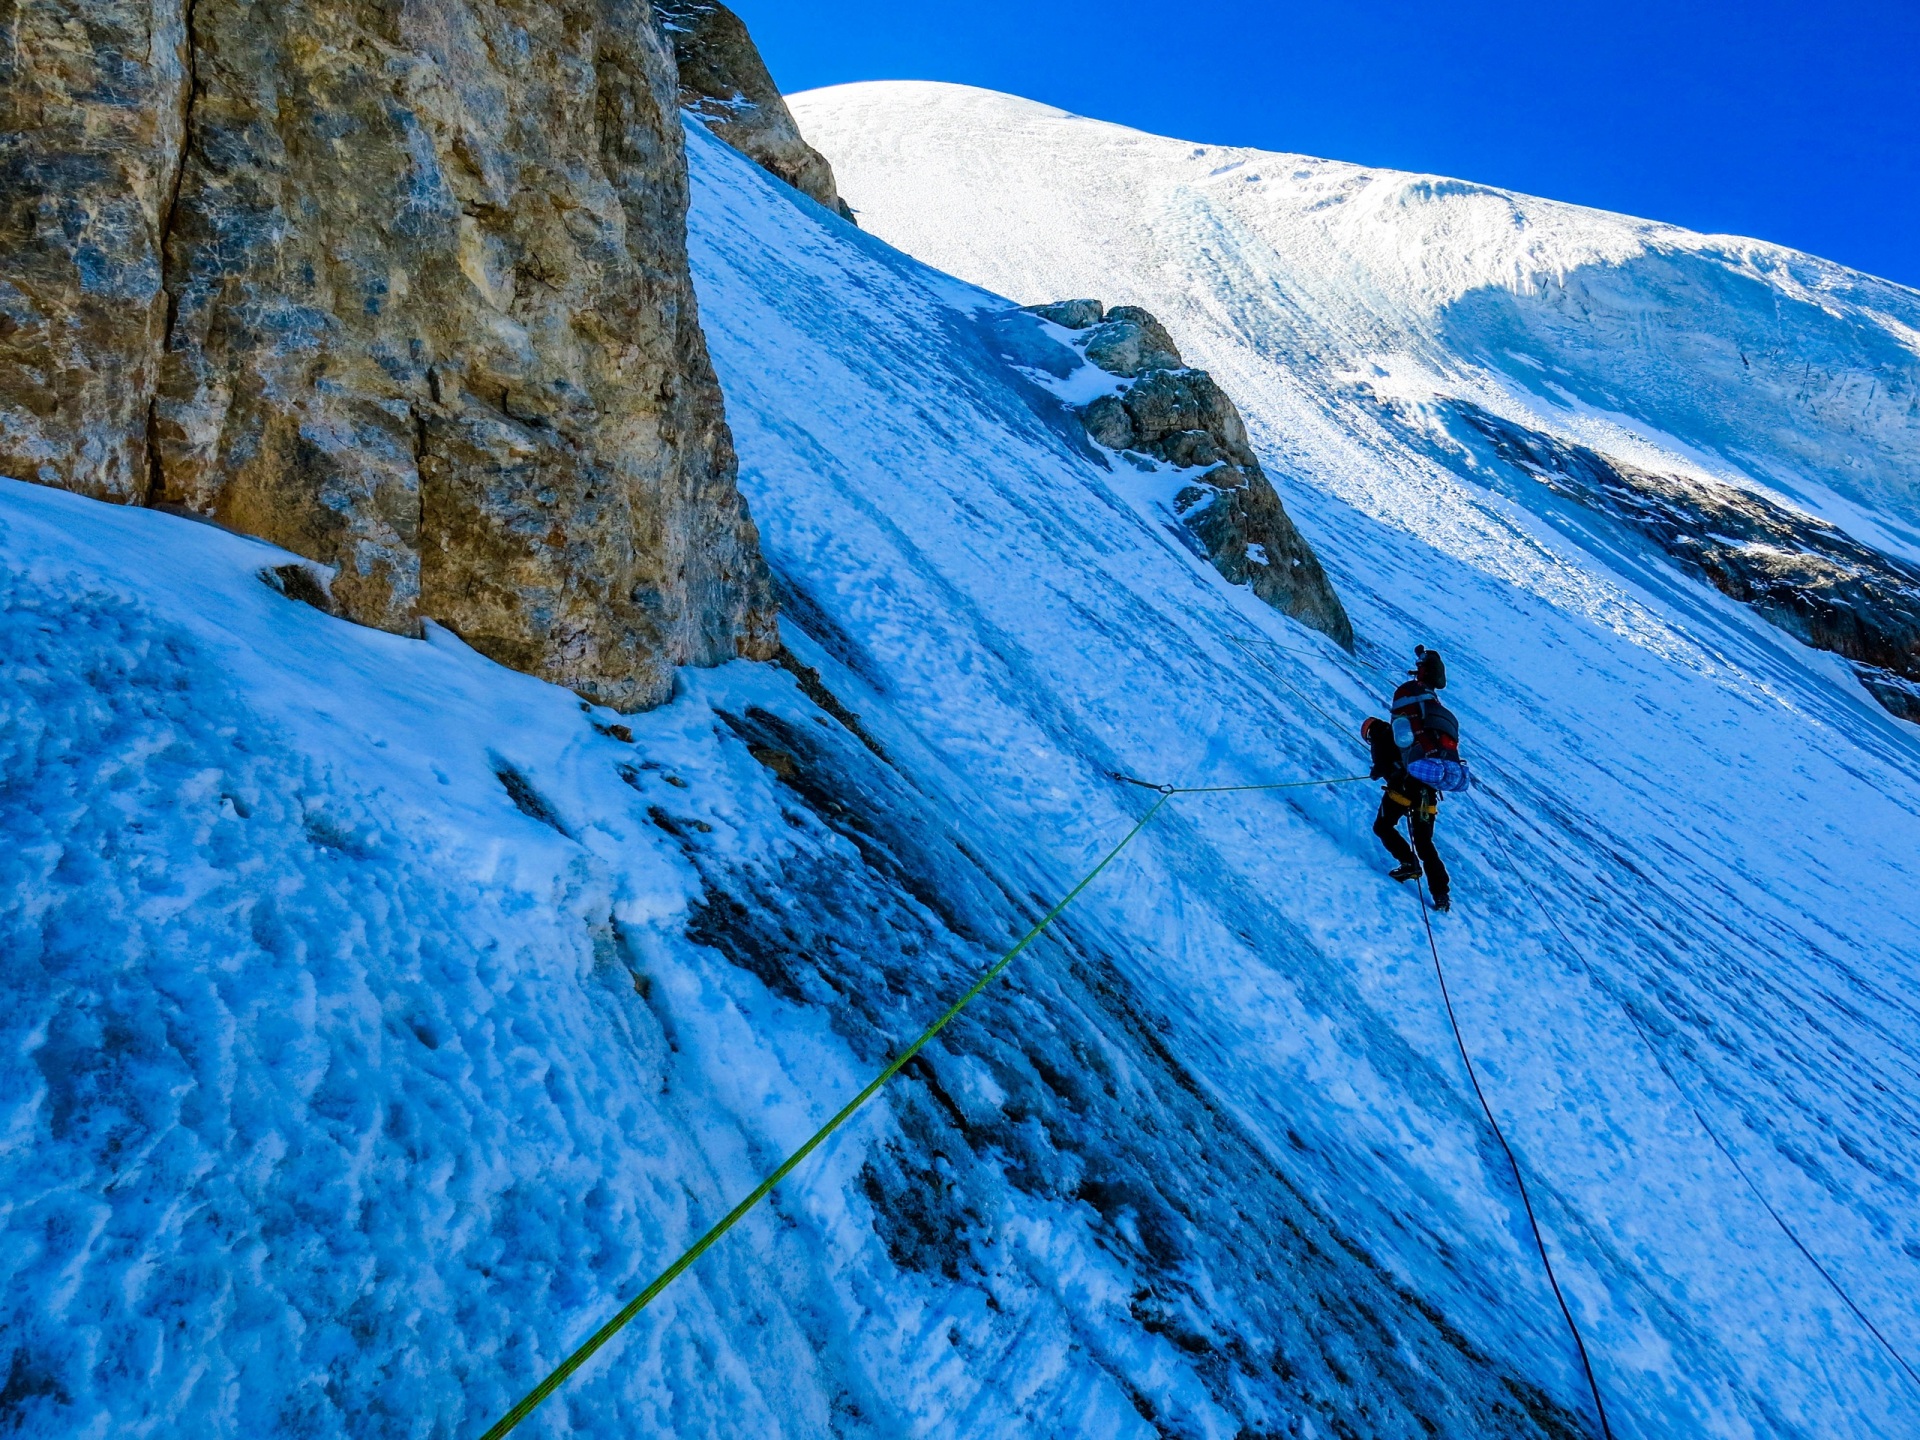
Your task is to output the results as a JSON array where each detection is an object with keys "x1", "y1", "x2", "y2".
[
  {"x1": 1389, "y1": 862, "x2": 1422, "y2": 884},
  {"x1": 1430, "y1": 892, "x2": 1451, "y2": 913}
]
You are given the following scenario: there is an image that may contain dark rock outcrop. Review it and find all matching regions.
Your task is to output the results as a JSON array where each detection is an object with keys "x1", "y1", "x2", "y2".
[
  {"x1": 1452, "y1": 401, "x2": 1920, "y2": 722},
  {"x1": 1024, "y1": 299, "x2": 1104, "y2": 330},
  {"x1": 1026, "y1": 300, "x2": 1184, "y2": 377},
  {"x1": 1032, "y1": 300, "x2": 1354, "y2": 649},
  {"x1": 1118, "y1": 369, "x2": 1258, "y2": 466},
  {"x1": 654, "y1": 0, "x2": 854, "y2": 221},
  {"x1": 1, "y1": 0, "x2": 777, "y2": 712}
]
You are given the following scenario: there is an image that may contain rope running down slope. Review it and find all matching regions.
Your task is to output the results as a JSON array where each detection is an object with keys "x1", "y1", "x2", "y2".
[
  {"x1": 475, "y1": 771, "x2": 1371, "y2": 1440},
  {"x1": 484, "y1": 749, "x2": 1826, "y2": 1440},
  {"x1": 1415, "y1": 884, "x2": 1617, "y2": 1439},
  {"x1": 1476, "y1": 803, "x2": 1920, "y2": 1400}
]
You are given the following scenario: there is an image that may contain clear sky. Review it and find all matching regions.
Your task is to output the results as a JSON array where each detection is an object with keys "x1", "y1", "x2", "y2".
[{"x1": 731, "y1": 0, "x2": 1920, "y2": 290}]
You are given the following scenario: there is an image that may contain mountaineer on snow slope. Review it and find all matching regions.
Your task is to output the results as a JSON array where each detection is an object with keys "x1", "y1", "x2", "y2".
[{"x1": 1362, "y1": 647, "x2": 1469, "y2": 911}]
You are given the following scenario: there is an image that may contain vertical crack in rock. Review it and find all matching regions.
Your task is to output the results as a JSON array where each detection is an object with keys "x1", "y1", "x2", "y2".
[{"x1": 143, "y1": 0, "x2": 197, "y2": 508}]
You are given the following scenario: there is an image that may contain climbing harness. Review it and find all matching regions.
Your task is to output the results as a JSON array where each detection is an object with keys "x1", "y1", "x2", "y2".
[
  {"x1": 477, "y1": 768, "x2": 1372, "y2": 1440},
  {"x1": 1414, "y1": 884, "x2": 1617, "y2": 1440},
  {"x1": 1474, "y1": 801, "x2": 1920, "y2": 1400}
]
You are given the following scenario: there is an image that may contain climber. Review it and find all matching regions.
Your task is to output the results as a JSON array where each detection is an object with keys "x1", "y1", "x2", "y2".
[{"x1": 1360, "y1": 646, "x2": 1466, "y2": 911}]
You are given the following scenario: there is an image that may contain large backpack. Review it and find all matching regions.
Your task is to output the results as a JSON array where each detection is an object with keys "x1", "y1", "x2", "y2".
[
  {"x1": 1390, "y1": 688, "x2": 1457, "y2": 756},
  {"x1": 1391, "y1": 652, "x2": 1470, "y2": 791}
]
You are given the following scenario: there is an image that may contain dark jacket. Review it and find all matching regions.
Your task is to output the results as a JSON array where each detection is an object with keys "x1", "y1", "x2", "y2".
[{"x1": 1363, "y1": 717, "x2": 1404, "y2": 780}]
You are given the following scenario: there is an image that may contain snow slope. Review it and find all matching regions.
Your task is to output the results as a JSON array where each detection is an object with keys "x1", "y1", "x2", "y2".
[
  {"x1": 794, "y1": 82, "x2": 1920, "y2": 570},
  {"x1": 771, "y1": 89, "x2": 1920, "y2": 1433},
  {"x1": 1, "y1": 107, "x2": 1917, "y2": 1440}
]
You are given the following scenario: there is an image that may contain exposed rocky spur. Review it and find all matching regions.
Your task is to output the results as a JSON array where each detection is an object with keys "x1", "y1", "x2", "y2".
[
  {"x1": 1025, "y1": 299, "x2": 1354, "y2": 649},
  {"x1": 655, "y1": 0, "x2": 855, "y2": 221}
]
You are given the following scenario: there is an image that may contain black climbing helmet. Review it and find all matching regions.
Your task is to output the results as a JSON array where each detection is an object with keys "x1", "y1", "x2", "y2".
[{"x1": 1413, "y1": 645, "x2": 1446, "y2": 690}]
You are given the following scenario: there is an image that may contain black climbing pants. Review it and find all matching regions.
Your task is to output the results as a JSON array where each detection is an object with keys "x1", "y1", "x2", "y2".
[{"x1": 1374, "y1": 784, "x2": 1450, "y2": 901}]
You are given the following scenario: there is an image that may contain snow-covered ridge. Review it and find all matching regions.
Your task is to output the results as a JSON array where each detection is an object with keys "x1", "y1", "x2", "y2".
[{"x1": 794, "y1": 81, "x2": 1920, "y2": 568}]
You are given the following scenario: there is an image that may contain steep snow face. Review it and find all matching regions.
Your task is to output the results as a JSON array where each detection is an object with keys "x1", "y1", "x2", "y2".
[
  {"x1": 793, "y1": 82, "x2": 1920, "y2": 569},
  {"x1": 771, "y1": 89, "x2": 1920, "y2": 1431},
  {"x1": 683, "y1": 124, "x2": 1920, "y2": 1437},
  {"x1": 4, "y1": 111, "x2": 1920, "y2": 1440}
]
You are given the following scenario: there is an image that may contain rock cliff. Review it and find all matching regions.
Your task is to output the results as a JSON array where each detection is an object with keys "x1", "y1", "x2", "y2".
[
  {"x1": 654, "y1": 0, "x2": 854, "y2": 220},
  {"x1": 1027, "y1": 300, "x2": 1354, "y2": 648},
  {"x1": 1, "y1": 0, "x2": 776, "y2": 711}
]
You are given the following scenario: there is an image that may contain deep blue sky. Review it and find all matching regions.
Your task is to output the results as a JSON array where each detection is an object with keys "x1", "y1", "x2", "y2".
[{"x1": 732, "y1": 0, "x2": 1920, "y2": 289}]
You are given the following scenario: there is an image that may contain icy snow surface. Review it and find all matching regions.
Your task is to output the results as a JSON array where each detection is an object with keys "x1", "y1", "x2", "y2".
[
  {"x1": 0, "y1": 107, "x2": 1917, "y2": 1440},
  {"x1": 794, "y1": 83, "x2": 1920, "y2": 569},
  {"x1": 751, "y1": 92, "x2": 1920, "y2": 1435}
]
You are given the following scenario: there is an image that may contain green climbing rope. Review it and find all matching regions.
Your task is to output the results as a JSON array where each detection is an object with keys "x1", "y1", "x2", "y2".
[{"x1": 476, "y1": 770, "x2": 1371, "y2": 1439}]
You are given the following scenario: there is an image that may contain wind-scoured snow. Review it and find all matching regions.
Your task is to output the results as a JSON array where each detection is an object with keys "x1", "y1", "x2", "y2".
[
  {"x1": 777, "y1": 86, "x2": 1920, "y2": 1435},
  {"x1": 1, "y1": 100, "x2": 1917, "y2": 1440},
  {"x1": 794, "y1": 82, "x2": 1920, "y2": 568}
]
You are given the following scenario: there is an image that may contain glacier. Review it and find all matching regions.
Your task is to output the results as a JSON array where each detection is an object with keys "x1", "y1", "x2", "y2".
[{"x1": 0, "y1": 96, "x2": 1917, "y2": 1440}]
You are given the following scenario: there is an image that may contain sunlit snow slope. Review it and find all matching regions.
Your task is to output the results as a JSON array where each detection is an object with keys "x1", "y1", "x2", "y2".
[
  {"x1": 794, "y1": 82, "x2": 1920, "y2": 566},
  {"x1": 777, "y1": 85, "x2": 1920, "y2": 1433},
  {"x1": 2, "y1": 110, "x2": 1918, "y2": 1440}
]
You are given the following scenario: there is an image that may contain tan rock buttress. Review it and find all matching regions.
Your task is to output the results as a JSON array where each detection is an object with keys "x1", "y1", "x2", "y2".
[
  {"x1": 0, "y1": 0, "x2": 190, "y2": 502},
  {"x1": 2, "y1": 0, "x2": 777, "y2": 711}
]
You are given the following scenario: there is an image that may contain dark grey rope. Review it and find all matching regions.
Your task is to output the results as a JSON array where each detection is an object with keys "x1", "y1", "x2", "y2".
[{"x1": 1415, "y1": 885, "x2": 1618, "y2": 1439}]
